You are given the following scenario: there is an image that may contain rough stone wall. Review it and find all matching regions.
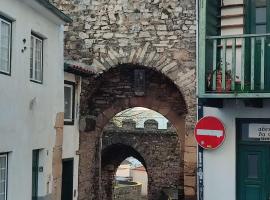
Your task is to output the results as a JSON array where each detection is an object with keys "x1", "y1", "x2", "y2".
[
  {"x1": 50, "y1": 0, "x2": 197, "y2": 199},
  {"x1": 78, "y1": 66, "x2": 188, "y2": 199},
  {"x1": 50, "y1": 0, "x2": 196, "y2": 130},
  {"x1": 102, "y1": 119, "x2": 181, "y2": 200},
  {"x1": 113, "y1": 183, "x2": 142, "y2": 200}
]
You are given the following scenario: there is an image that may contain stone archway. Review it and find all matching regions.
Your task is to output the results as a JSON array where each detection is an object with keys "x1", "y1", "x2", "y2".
[
  {"x1": 101, "y1": 118, "x2": 182, "y2": 200},
  {"x1": 101, "y1": 144, "x2": 147, "y2": 200},
  {"x1": 48, "y1": 0, "x2": 197, "y2": 198},
  {"x1": 78, "y1": 65, "x2": 194, "y2": 200}
]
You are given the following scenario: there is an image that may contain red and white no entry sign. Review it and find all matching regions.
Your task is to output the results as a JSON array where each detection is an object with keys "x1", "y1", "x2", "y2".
[{"x1": 194, "y1": 116, "x2": 225, "y2": 150}]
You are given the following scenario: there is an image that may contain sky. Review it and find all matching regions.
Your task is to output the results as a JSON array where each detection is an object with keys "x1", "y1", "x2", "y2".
[{"x1": 113, "y1": 107, "x2": 169, "y2": 129}]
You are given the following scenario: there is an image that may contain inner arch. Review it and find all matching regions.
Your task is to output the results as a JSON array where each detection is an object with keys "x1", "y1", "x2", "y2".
[{"x1": 102, "y1": 143, "x2": 147, "y2": 170}]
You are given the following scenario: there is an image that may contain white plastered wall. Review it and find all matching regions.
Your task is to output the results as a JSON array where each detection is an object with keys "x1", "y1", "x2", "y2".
[
  {"x1": 0, "y1": 0, "x2": 65, "y2": 199},
  {"x1": 63, "y1": 72, "x2": 81, "y2": 200},
  {"x1": 203, "y1": 100, "x2": 270, "y2": 200}
]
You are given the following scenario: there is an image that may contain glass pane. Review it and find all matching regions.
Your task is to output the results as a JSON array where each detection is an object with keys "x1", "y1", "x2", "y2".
[
  {"x1": 0, "y1": 170, "x2": 5, "y2": 181},
  {"x1": 0, "y1": 182, "x2": 4, "y2": 195},
  {"x1": 256, "y1": 25, "x2": 266, "y2": 34},
  {"x1": 248, "y1": 154, "x2": 258, "y2": 178},
  {"x1": 34, "y1": 39, "x2": 38, "y2": 80},
  {"x1": 0, "y1": 21, "x2": 10, "y2": 73},
  {"x1": 35, "y1": 39, "x2": 42, "y2": 82},
  {"x1": 64, "y1": 86, "x2": 73, "y2": 120},
  {"x1": 30, "y1": 36, "x2": 34, "y2": 79},
  {"x1": 256, "y1": 7, "x2": 266, "y2": 23},
  {"x1": 0, "y1": 158, "x2": 5, "y2": 171},
  {"x1": 256, "y1": 0, "x2": 266, "y2": 7}
]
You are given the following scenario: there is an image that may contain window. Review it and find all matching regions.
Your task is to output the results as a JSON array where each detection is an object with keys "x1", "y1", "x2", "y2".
[
  {"x1": 32, "y1": 150, "x2": 39, "y2": 200},
  {"x1": 0, "y1": 154, "x2": 8, "y2": 200},
  {"x1": 0, "y1": 17, "x2": 11, "y2": 75},
  {"x1": 30, "y1": 34, "x2": 43, "y2": 83},
  {"x1": 254, "y1": 0, "x2": 267, "y2": 34},
  {"x1": 64, "y1": 81, "x2": 75, "y2": 125}
]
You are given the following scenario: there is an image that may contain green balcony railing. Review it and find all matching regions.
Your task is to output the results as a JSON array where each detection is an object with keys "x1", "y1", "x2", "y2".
[{"x1": 199, "y1": 33, "x2": 270, "y2": 98}]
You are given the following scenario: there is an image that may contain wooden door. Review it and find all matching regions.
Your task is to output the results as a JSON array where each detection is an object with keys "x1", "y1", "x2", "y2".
[
  {"x1": 61, "y1": 159, "x2": 74, "y2": 200},
  {"x1": 237, "y1": 145, "x2": 270, "y2": 200}
]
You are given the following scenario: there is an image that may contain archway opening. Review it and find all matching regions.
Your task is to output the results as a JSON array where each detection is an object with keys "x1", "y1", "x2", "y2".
[
  {"x1": 78, "y1": 65, "x2": 190, "y2": 200},
  {"x1": 115, "y1": 157, "x2": 148, "y2": 200},
  {"x1": 100, "y1": 107, "x2": 181, "y2": 200}
]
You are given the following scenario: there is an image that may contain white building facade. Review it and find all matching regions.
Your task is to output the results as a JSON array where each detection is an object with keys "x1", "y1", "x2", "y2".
[
  {"x1": 198, "y1": 1, "x2": 270, "y2": 200},
  {"x1": 0, "y1": 0, "x2": 71, "y2": 200},
  {"x1": 62, "y1": 62, "x2": 93, "y2": 200}
]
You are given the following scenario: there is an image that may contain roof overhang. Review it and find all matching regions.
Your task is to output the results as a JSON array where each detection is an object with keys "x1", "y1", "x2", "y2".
[
  {"x1": 64, "y1": 61, "x2": 95, "y2": 77},
  {"x1": 21, "y1": 0, "x2": 72, "y2": 24},
  {"x1": 34, "y1": 0, "x2": 72, "y2": 23}
]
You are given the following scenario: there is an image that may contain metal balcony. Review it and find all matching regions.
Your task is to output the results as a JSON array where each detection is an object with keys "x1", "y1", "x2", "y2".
[{"x1": 198, "y1": 0, "x2": 270, "y2": 98}]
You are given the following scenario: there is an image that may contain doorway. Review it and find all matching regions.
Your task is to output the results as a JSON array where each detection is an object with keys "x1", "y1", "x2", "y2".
[
  {"x1": 61, "y1": 159, "x2": 74, "y2": 200},
  {"x1": 237, "y1": 119, "x2": 270, "y2": 200}
]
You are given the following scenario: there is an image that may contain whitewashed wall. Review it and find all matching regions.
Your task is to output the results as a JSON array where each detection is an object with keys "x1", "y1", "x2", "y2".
[
  {"x1": 115, "y1": 164, "x2": 132, "y2": 178},
  {"x1": 203, "y1": 100, "x2": 270, "y2": 200},
  {"x1": 63, "y1": 72, "x2": 81, "y2": 200},
  {"x1": 131, "y1": 168, "x2": 148, "y2": 196},
  {"x1": 203, "y1": 2, "x2": 270, "y2": 199},
  {"x1": 0, "y1": 0, "x2": 65, "y2": 199}
]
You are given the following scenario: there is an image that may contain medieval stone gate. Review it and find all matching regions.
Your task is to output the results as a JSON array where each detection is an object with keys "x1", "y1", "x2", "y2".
[
  {"x1": 50, "y1": 0, "x2": 196, "y2": 199},
  {"x1": 102, "y1": 119, "x2": 182, "y2": 200},
  {"x1": 78, "y1": 65, "x2": 196, "y2": 200}
]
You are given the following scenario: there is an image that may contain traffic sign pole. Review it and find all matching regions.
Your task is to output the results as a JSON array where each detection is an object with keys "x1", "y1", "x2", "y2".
[{"x1": 197, "y1": 102, "x2": 204, "y2": 200}]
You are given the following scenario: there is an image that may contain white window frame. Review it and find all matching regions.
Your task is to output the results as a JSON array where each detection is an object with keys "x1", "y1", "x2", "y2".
[
  {"x1": 30, "y1": 34, "x2": 43, "y2": 83},
  {"x1": 0, "y1": 17, "x2": 11, "y2": 75},
  {"x1": 0, "y1": 154, "x2": 8, "y2": 200},
  {"x1": 64, "y1": 81, "x2": 75, "y2": 125}
]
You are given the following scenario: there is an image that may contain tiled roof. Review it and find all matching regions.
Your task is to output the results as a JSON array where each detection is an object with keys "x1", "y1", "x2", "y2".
[{"x1": 64, "y1": 61, "x2": 94, "y2": 77}]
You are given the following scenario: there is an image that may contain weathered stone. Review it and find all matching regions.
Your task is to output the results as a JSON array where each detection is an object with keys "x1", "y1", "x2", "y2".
[
  {"x1": 156, "y1": 25, "x2": 167, "y2": 31},
  {"x1": 102, "y1": 121, "x2": 181, "y2": 200},
  {"x1": 103, "y1": 33, "x2": 114, "y2": 39},
  {"x1": 138, "y1": 31, "x2": 151, "y2": 38},
  {"x1": 49, "y1": 0, "x2": 197, "y2": 199}
]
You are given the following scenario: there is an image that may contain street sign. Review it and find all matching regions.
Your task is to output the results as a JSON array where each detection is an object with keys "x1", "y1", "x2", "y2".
[
  {"x1": 194, "y1": 116, "x2": 225, "y2": 149},
  {"x1": 249, "y1": 124, "x2": 270, "y2": 141}
]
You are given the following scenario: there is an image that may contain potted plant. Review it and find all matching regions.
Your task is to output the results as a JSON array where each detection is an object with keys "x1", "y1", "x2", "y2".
[{"x1": 206, "y1": 61, "x2": 232, "y2": 93}]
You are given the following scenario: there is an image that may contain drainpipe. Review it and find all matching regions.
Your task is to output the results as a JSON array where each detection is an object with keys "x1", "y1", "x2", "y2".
[
  {"x1": 196, "y1": 0, "x2": 204, "y2": 200},
  {"x1": 197, "y1": 102, "x2": 204, "y2": 200}
]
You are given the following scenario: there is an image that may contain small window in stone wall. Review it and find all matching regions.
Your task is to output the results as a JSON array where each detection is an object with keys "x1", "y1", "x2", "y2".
[{"x1": 64, "y1": 81, "x2": 75, "y2": 125}]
